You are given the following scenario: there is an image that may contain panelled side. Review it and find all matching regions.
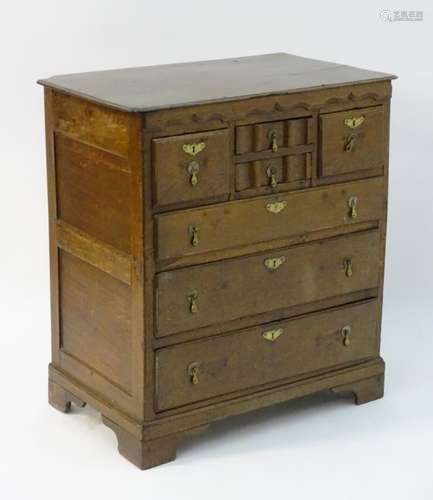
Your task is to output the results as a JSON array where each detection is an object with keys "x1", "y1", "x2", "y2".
[{"x1": 45, "y1": 89, "x2": 145, "y2": 421}]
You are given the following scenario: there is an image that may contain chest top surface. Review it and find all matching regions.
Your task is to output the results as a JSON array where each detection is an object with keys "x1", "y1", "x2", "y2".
[{"x1": 38, "y1": 52, "x2": 396, "y2": 112}]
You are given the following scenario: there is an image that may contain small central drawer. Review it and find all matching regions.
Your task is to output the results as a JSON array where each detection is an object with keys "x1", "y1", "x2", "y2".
[
  {"x1": 236, "y1": 154, "x2": 312, "y2": 195},
  {"x1": 236, "y1": 117, "x2": 311, "y2": 154},
  {"x1": 156, "y1": 177, "x2": 384, "y2": 263},
  {"x1": 156, "y1": 230, "x2": 380, "y2": 337},
  {"x1": 155, "y1": 300, "x2": 380, "y2": 411},
  {"x1": 235, "y1": 117, "x2": 314, "y2": 195},
  {"x1": 152, "y1": 128, "x2": 230, "y2": 209}
]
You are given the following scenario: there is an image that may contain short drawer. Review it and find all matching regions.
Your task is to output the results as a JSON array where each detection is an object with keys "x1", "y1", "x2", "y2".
[
  {"x1": 156, "y1": 177, "x2": 384, "y2": 262},
  {"x1": 236, "y1": 154, "x2": 311, "y2": 194},
  {"x1": 319, "y1": 106, "x2": 384, "y2": 178},
  {"x1": 156, "y1": 230, "x2": 380, "y2": 337},
  {"x1": 236, "y1": 117, "x2": 312, "y2": 154},
  {"x1": 155, "y1": 300, "x2": 380, "y2": 411},
  {"x1": 152, "y1": 128, "x2": 230, "y2": 209}
]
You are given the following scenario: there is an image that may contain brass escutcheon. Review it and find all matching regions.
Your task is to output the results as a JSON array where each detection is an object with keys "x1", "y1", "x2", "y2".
[
  {"x1": 182, "y1": 142, "x2": 206, "y2": 156},
  {"x1": 263, "y1": 328, "x2": 283, "y2": 342},
  {"x1": 266, "y1": 200, "x2": 287, "y2": 214},
  {"x1": 344, "y1": 116, "x2": 365, "y2": 129},
  {"x1": 264, "y1": 256, "x2": 286, "y2": 271}
]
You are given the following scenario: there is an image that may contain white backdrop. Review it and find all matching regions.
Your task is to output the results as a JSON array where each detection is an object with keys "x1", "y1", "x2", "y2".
[{"x1": 1, "y1": 1, "x2": 432, "y2": 498}]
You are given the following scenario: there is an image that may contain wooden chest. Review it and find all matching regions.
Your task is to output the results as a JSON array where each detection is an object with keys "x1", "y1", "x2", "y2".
[{"x1": 39, "y1": 53, "x2": 396, "y2": 469}]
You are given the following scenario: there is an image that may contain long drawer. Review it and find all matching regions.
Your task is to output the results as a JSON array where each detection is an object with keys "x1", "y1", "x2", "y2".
[
  {"x1": 156, "y1": 177, "x2": 384, "y2": 262},
  {"x1": 155, "y1": 300, "x2": 380, "y2": 411},
  {"x1": 156, "y1": 230, "x2": 380, "y2": 337}
]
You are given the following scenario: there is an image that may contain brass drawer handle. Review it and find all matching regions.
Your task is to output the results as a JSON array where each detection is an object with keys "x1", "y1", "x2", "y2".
[
  {"x1": 348, "y1": 196, "x2": 358, "y2": 219},
  {"x1": 341, "y1": 325, "x2": 352, "y2": 347},
  {"x1": 187, "y1": 362, "x2": 200, "y2": 384},
  {"x1": 188, "y1": 290, "x2": 198, "y2": 314},
  {"x1": 266, "y1": 166, "x2": 277, "y2": 189},
  {"x1": 183, "y1": 142, "x2": 206, "y2": 156},
  {"x1": 343, "y1": 257, "x2": 353, "y2": 277},
  {"x1": 264, "y1": 256, "x2": 286, "y2": 271},
  {"x1": 268, "y1": 129, "x2": 279, "y2": 152},
  {"x1": 344, "y1": 116, "x2": 365, "y2": 129},
  {"x1": 187, "y1": 160, "x2": 200, "y2": 186},
  {"x1": 266, "y1": 200, "x2": 287, "y2": 214},
  {"x1": 344, "y1": 134, "x2": 356, "y2": 152},
  {"x1": 189, "y1": 225, "x2": 199, "y2": 246},
  {"x1": 263, "y1": 328, "x2": 283, "y2": 342}
]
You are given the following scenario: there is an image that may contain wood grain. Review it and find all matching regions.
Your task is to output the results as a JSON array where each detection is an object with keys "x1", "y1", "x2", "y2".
[
  {"x1": 38, "y1": 53, "x2": 395, "y2": 112},
  {"x1": 55, "y1": 130, "x2": 131, "y2": 253},
  {"x1": 156, "y1": 300, "x2": 380, "y2": 411},
  {"x1": 156, "y1": 230, "x2": 380, "y2": 336},
  {"x1": 59, "y1": 251, "x2": 132, "y2": 393},
  {"x1": 152, "y1": 128, "x2": 230, "y2": 209},
  {"x1": 52, "y1": 92, "x2": 130, "y2": 155},
  {"x1": 156, "y1": 177, "x2": 384, "y2": 263},
  {"x1": 57, "y1": 221, "x2": 132, "y2": 284},
  {"x1": 320, "y1": 106, "x2": 384, "y2": 177}
]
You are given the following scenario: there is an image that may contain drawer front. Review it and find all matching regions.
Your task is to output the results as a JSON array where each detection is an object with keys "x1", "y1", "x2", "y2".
[
  {"x1": 236, "y1": 117, "x2": 311, "y2": 154},
  {"x1": 156, "y1": 300, "x2": 380, "y2": 411},
  {"x1": 156, "y1": 230, "x2": 380, "y2": 337},
  {"x1": 156, "y1": 177, "x2": 384, "y2": 262},
  {"x1": 320, "y1": 106, "x2": 384, "y2": 178},
  {"x1": 236, "y1": 154, "x2": 311, "y2": 193},
  {"x1": 152, "y1": 129, "x2": 230, "y2": 208}
]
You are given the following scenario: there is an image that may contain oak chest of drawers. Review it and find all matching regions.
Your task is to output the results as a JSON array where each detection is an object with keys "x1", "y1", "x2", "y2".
[{"x1": 39, "y1": 53, "x2": 396, "y2": 469}]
